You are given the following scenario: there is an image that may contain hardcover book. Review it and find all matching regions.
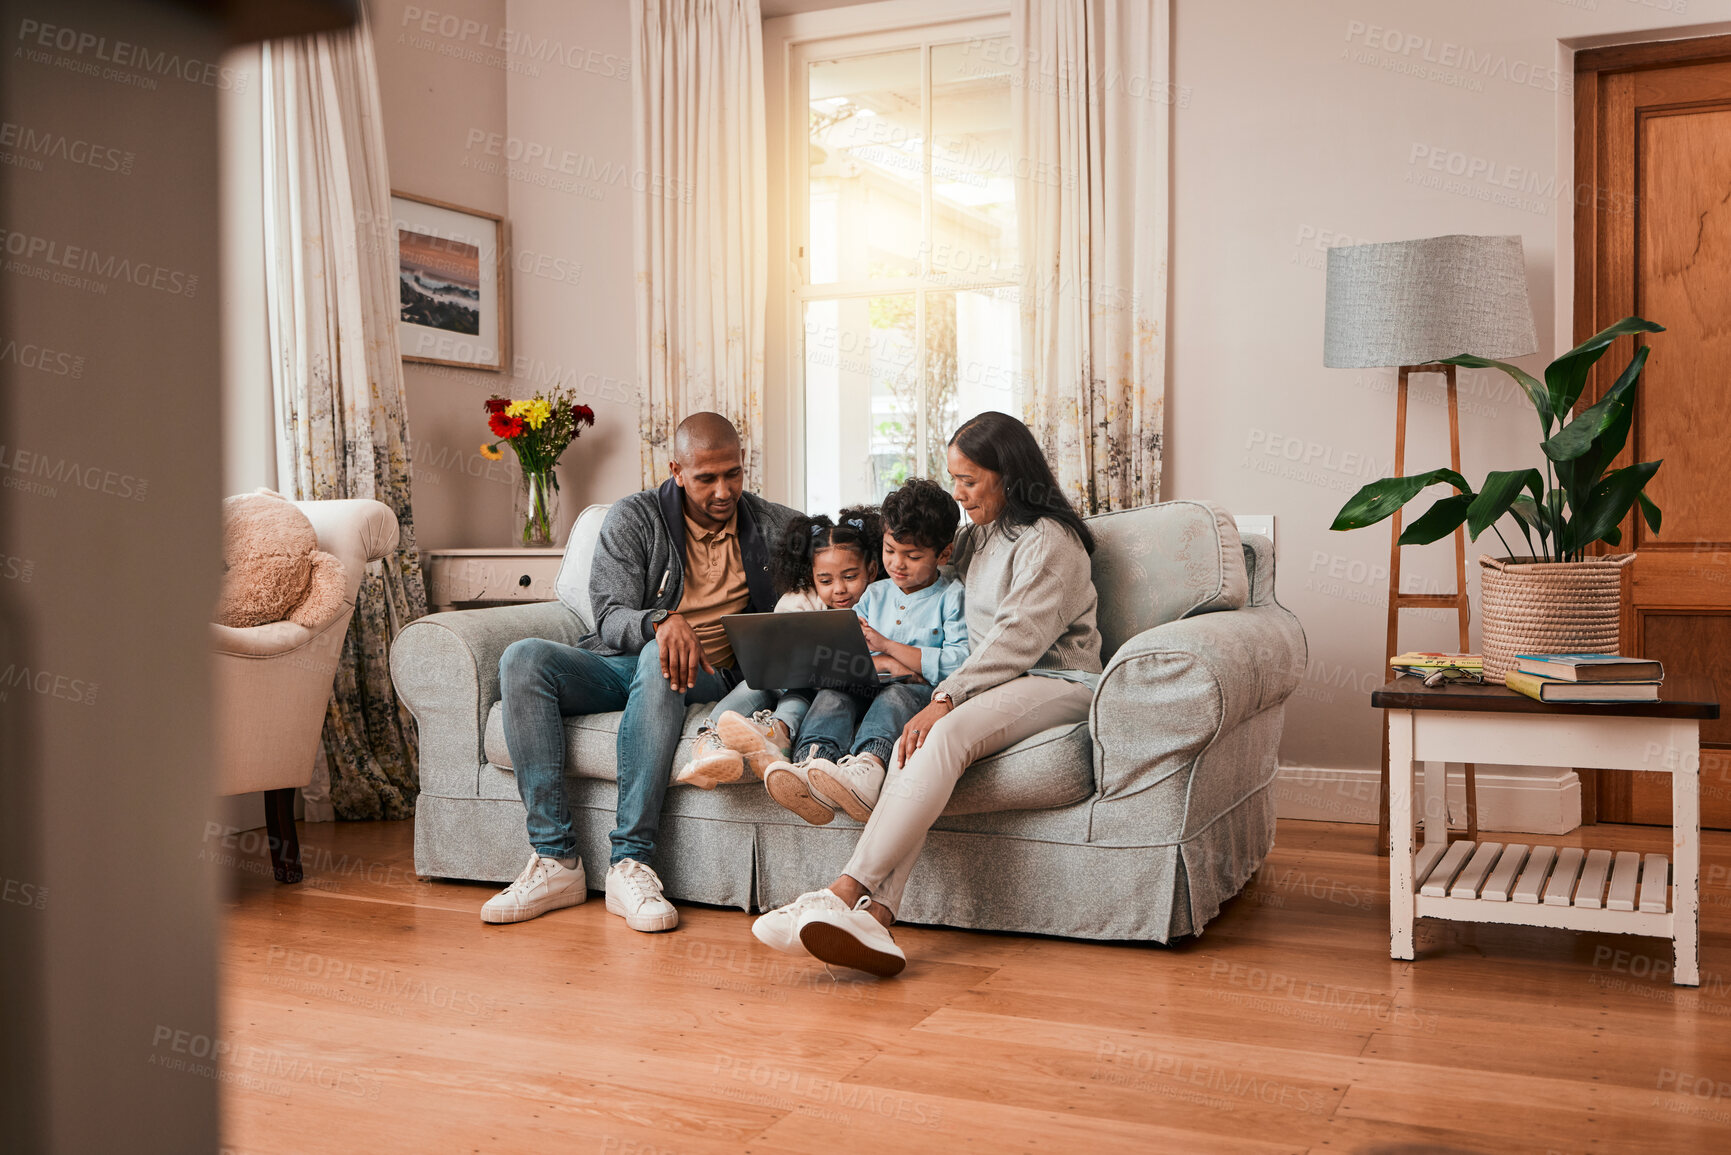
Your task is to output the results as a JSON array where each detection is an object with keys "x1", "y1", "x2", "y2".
[
  {"x1": 1514, "y1": 653, "x2": 1663, "y2": 682},
  {"x1": 1504, "y1": 669, "x2": 1661, "y2": 703}
]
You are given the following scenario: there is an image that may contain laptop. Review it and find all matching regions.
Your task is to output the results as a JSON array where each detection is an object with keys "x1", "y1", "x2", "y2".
[{"x1": 722, "y1": 610, "x2": 895, "y2": 691}]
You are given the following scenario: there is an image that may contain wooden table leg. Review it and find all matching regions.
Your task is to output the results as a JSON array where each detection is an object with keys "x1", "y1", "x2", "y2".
[
  {"x1": 1376, "y1": 717, "x2": 1391, "y2": 857},
  {"x1": 1673, "y1": 737, "x2": 1700, "y2": 987},
  {"x1": 1389, "y1": 710, "x2": 1416, "y2": 961}
]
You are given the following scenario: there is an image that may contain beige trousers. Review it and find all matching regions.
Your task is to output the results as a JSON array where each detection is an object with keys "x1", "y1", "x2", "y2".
[{"x1": 842, "y1": 675, "x2": 1095, "y2": 916}]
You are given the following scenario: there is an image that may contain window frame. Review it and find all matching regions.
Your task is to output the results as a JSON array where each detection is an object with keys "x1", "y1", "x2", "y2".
[{"x1": 764, "y1": 0, "x2": 1013, "y2": 511}]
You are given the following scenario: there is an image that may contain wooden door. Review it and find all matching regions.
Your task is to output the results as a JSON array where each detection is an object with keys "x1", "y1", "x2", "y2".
[{"x1": 1577, "y1": 40, "x2": 1731, "y2": 827}]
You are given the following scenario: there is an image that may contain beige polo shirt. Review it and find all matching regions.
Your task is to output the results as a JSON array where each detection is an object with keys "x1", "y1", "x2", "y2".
[{"x1": 677, "y1": 510, "x2": 749, "y2": 668}]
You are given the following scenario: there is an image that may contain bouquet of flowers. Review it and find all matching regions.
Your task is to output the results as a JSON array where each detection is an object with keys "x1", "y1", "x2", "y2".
[{"x1": 481, "y1": 388, "x2": 596, "y2": 546}]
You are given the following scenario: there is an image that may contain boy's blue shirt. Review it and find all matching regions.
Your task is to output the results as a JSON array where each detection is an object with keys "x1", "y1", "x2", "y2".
[{"x1": 855, "y1": 575, "x2": 968, "y2": 685}]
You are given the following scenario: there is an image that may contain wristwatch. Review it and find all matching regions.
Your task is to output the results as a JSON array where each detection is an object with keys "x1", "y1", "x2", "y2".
[
  {"x1": 932, "y1": 690, "x2": 955, "y2": 710},
  {"x1": 646, "y1": 608, "x2": 670, "y2": 635}
]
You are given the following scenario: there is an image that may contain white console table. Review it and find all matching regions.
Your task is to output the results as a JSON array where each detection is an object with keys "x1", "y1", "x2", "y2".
[
  {"x1": 1376, "y1": 675, "x2": 1718, "y2": 987},
  {"x1": 422, "y1": 548, "x2": 564, "y2": 614}
]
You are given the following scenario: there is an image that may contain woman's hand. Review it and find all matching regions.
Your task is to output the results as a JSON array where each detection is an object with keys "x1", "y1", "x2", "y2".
[{"x1": 896, "y1": 696, "x2": 954, "y2": 763}]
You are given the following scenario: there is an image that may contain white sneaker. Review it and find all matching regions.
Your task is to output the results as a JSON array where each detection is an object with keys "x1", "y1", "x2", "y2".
[
  {"x1": 808, "y1": 753, "x2": 885, "y2": 823},
  {"x1": 750, "y1": 888, "x2": 843, "y2": 956},
  {"x1": 798, "y1": 894, "x2": 906, "y2": 977},
  {"x1": 480, "y1": 852, "x2": 587, "y2": 924},
  {"x1": 764, "y1": 745, "x2": 839, "y2": 826},
  {"x1": 676, "y1": 722, "x2": 745, "y2": 789},
  {"x1": 716, "y1": 708, "x2": 793, "y2": 779},
  {"x1": 605, "y1": 858, "x2": 679, "y2": 932}
]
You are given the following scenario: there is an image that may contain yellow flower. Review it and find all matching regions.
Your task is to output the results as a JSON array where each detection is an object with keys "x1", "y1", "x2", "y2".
[
  {"x1": 504, "y1": 398, "x2": 551, "y2": 429},
  {"x1": 480, "y1": 443, "x2": 503, "y2": 460}
]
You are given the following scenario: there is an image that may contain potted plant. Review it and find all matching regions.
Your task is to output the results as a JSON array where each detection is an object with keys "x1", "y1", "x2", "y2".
[
  {"x1": 481, "y1": 388, "x2": 596, "y2": 547},
  {"x1": 1330, "y1": 316, "x2": 1664, "y2": 682}
]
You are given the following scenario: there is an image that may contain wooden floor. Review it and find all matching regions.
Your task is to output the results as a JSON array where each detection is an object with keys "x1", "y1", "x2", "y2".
[{"x1": 218, "y1": 819, "x2": 1731, "y2": 1154}]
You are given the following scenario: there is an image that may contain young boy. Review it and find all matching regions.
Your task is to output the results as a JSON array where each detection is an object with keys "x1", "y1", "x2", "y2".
[{"x1": 762, "y1": 478, "x2": 968, "y2": 824}]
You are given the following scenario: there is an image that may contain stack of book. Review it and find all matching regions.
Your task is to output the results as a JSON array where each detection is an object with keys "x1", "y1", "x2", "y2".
[{"x1": 1504, "y1": 653, "x2": 1664, "y2": 703}]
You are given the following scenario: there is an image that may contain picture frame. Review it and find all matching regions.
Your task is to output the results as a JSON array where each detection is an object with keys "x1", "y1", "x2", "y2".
[{"x1": 390, "y1": 191, "x2": 509, "y2": 372}]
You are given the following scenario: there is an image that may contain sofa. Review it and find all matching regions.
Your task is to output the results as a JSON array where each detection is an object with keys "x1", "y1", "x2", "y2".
[
  {"x1": 393, "y1": 499, "x2": 1307, "y2": 942},
  {"x1": 213, "y1": 497, "x2": 401, "y2": 881}
]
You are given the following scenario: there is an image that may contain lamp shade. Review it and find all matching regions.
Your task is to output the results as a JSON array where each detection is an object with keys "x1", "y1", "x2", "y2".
[{"x1": 1323, "y1": 234, "x2": 1538, "y2": 368}]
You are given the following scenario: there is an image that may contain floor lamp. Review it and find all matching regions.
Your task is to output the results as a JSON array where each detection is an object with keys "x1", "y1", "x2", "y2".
[{"x1": 1323, "y1": 235, "x2": 1539, "y2": 856}]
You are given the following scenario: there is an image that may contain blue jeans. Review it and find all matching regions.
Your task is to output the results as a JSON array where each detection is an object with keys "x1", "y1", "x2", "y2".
[
  {"x1": 794, "y1": 682, "x2": 932, "y2": 765},
  {"x1": 710, "y1": 682, "x2": 812, "y2": 735},
  {"x1": 498, "y1": 638, "x2": 740, "y2": 866}
]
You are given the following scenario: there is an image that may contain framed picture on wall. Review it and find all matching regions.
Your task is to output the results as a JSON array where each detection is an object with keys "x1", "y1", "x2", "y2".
[{"x1": 390, "y1": 191, "x2": 509, "y2": 371}]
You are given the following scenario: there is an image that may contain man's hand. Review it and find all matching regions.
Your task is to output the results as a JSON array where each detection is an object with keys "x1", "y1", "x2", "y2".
[
  {"x1": 653, "y1": 613, "x2": 712, "y2": 694},
  {"x1": 896, "y1": 696, "x2": 954, "y2": 763}
]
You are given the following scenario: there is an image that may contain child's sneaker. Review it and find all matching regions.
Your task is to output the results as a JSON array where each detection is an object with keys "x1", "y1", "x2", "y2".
[
  {"x1": 808, "y1": 753, "x2": 886, "y2": 823},
  {"x1": 716, "y1": 708, "x2": 792, "y2": 779},
  {"x1": 764, "y1": 745, "x2": 839, "y2": 826},
  {"x1": 675, "y1": 722, "x2": 745, "y2": 789}
]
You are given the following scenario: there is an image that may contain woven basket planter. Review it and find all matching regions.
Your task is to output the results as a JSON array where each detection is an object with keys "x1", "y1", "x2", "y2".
[{"x1": 1477, "y1": 554, "x2": 1633, "y2": 683}]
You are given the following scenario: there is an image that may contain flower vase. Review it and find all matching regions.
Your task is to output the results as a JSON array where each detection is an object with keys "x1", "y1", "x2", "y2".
[{"x1": 514, "y1": 467, "x2": 561, "y2": 547}]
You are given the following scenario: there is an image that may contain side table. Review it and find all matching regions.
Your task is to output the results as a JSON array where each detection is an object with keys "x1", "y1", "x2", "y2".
[
  {"x1": 422, "y1": 547, "x2": 565, "y2": 613},
  {"x1": 1373, "y1": 675, "x2": 1719, "y2": 987}
]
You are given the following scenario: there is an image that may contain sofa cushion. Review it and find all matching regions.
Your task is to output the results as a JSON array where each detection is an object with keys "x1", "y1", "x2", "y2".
[
  {"x1": 482, "y1": 701, "x2": 1094, "y2": 816},
  {"x1": 1087, "y1": 499, "x2": 1247, "y2": 662},
  {"x1": 553, "y1": 503, "x2": 612, "y2": 630}
]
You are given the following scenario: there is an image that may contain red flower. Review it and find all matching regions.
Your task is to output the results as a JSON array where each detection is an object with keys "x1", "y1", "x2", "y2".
[
  {"x1": 574, "y1": 404, "x2": 595, "y2": 427},
  {"x1": 489, "y1": 413, "x2": 525, "y2": 439},
  {"x1": 484, "y1": 397, "x2": 510, "y2": 415}
]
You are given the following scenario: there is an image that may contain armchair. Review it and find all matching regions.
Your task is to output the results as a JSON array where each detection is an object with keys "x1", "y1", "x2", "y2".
[{"x1": 210, "y1": 497, "x2": 399, "y2": 881}]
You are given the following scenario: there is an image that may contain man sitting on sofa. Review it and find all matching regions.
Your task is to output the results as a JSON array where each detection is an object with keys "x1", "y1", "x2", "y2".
[{"x1": 481, "y1": 412, "x2": 797, "y2": 931}]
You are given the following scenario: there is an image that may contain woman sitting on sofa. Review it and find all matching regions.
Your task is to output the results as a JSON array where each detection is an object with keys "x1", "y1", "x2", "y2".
[{"x1": 751, "y1": 411, "x2": 1103, "y2": 976}]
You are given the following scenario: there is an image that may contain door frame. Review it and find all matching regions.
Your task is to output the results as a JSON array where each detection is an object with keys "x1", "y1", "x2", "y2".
[{"x1": 1572, "y1": 34, "x2": 1731, "y2": 823}]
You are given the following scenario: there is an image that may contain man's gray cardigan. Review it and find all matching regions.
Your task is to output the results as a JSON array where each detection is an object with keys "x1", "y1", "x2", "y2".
[{"x1": 582, "y1": 477, "x2": 800, "y2": 657}]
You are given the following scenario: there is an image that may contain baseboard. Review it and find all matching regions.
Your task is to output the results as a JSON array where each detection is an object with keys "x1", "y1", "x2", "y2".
[{"x1": 1274, "y1": 763, "x2": 1582, "y2": 835}]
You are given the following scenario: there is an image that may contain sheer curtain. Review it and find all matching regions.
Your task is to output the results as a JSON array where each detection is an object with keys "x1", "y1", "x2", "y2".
[
  {"x1": 261, "y1": 9, "x2": 429, "y2": 821},
  {"x1": 631, "y1": 0, "x2": 769, "y2": 485},
  {"x1": 1013, "y1": 0, "x2": 1170, "y2": 513}
]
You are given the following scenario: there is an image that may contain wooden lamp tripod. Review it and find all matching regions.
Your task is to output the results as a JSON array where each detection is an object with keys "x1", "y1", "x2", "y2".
[
  {"x1": 1323, "y1": 234, "x2": 1540, "y2": 857},
  {"x1": 1376, "y1": 364, "x2": 1476, "y2": 856}
]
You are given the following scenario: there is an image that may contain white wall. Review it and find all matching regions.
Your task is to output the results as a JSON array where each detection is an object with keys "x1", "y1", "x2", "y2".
[
  {"x1": 1170, "y1": 0, "x2": 1731, "y2": 783},
  {"x1": 372, "y1": 0, "x2": 641, "y2": 549}
]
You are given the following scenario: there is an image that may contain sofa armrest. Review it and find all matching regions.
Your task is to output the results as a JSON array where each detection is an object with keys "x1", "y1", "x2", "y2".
[
  {"x1": 391, "y1": 600, "x2": 588, "y2": 797},
  {"x1": 1089, "y1": 602, "x2": 1307, "y2": 840}
]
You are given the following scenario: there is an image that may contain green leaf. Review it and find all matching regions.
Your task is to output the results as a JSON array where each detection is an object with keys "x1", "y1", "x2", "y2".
[
  {"x1": 1434, "y1": 354, "x2": 1552, "y2": 433},
  {"x1": 1329, "y1": 468, "x2": 1471, "y2": 531},
  {"x1": 1637, "y1": 491, "x2": 1662, "y2": 535},
  {"x1": 1544, "y1": 316, "x2": 1663, "y2": 420},
  {"x1": 1543, "y1": 344, "x2": 1650, "y2": 464},
  {"x1": 1467, "y1": 469, "x2": 1544, "y2": 540},
  {"x1": 1571, "y1": 460, "x2": 1662, "y2": 546},
  {"x1": 1397, "y1": 494, "x2": 1474, "y2": 546}
]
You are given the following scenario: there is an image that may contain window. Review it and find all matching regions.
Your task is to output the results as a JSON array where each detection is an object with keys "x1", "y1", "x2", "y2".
[{"x1": 791, "y1": 19, "x2": 1018, "y2": 512}]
